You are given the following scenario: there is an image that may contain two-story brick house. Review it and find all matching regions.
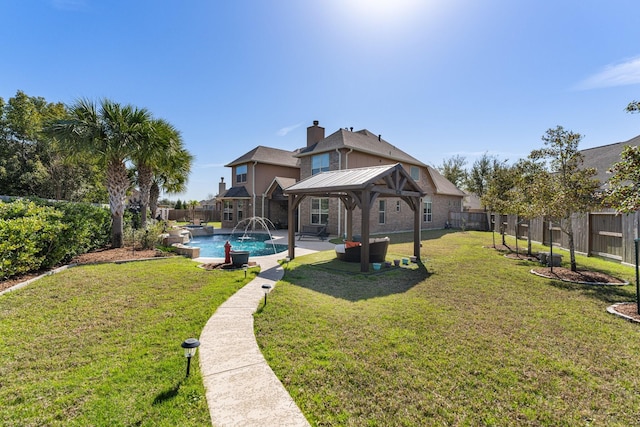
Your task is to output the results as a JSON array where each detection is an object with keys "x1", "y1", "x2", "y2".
[
  {"x1": 294, "y1": 121, "x2": 465, "y2": 237},
  {"x1": 220, "y1": 121, "x2": 465, "y2": 235},
  {"x1": 219, "y1": 146, "x2": 300, "y2": 229}
]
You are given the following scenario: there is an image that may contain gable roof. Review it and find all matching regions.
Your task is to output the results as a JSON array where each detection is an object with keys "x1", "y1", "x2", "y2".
[
  {"x1": 265, "y1": 176, "x2": 297, "y2": 198},
  {"x1": 580, "y1": 134, "x2": 640, "y2": 187},
  {"x1": 296, "y1": 128, "x2": 427, "y2": 167},
  {"x1": 225, "y1": 145, "x2": 300, "y2": 168},
  {"x1": 284, "y1": 163, "x2": 424, "y2": 197},
  {"x1": 426, "y1": 165, "x2": 466, "y2": 197}
]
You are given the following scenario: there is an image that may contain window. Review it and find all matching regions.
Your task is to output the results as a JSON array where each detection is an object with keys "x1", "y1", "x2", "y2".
[
  {"x1": 237, "y1": 200, "x2": 244, "y2": 221},
  {"x1": 311, "y1": 198, "x2": 329, "y2": 224},
  {"x1": 236, "y1": 164, "x2": 247, "y2": 183},
  {"x1": 410, "y1": 166, "x2": 420, "y2": 181},
  {"x1": 223, "y1": 200, "x2": 233, "y2": 221},
  {"x1": 311, "y1": 153, "x2": 330, "y2": 175},
  {"x1": 396, "y1": 201, "x2": 401, "y2": 212},
  {"x1": 423, "y1": 197, "x2": 432, "y2": 223},
  {"x1": 379, "y1": 200, "x2": 386, "y2": 224}
]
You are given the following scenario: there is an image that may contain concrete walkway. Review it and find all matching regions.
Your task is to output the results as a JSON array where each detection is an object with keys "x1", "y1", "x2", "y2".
[{"x1": 197, "y1": 232, "x2": 334, "y2": 426}]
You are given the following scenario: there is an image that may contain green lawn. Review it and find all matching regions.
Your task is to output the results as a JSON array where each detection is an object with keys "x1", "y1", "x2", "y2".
[
  {"x1": 0, "y1": 257, "x2": 256, "y2": 426},
  {"x1": 255, "y1": 230, "x2": 640, "y2": 426}
]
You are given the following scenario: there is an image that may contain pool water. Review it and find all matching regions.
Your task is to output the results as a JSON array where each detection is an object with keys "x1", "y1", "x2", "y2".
[{"x1": 187, "y1": 233, "x2": 288, "y2": 258}]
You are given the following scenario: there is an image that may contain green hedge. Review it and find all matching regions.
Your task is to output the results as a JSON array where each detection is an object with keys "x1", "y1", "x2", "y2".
[{"x1": 0, "y1": 199, "x2": 110, "y2": 279}]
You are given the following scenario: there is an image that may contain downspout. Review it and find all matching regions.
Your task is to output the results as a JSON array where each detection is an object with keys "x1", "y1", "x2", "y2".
[
  {"x1": 344, "y1": 148, "x2": 353, "y2": 237},
  {"x1": 252, "y1": 161, "x2": 257, "y2": 221}
]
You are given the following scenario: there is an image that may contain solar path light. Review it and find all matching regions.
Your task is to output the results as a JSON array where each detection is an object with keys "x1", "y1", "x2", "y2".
[
  {"x1": 243, "y1": 264, "x2": 248, "y2": 278},
  {"x1": 261, "y1": 284, "x2": 272, "y2": 306},
  {"x1": 181, "y1": 338, "x2": 200, "y2": 377}
]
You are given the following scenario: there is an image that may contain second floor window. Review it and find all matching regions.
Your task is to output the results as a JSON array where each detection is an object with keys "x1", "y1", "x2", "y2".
[
  {"x1": 410, "y1": 166, "x2": 420, "y2": 181},
  {"x1": 236, "y1": 164, "x2": 247, "y2": 183},
  {"x1": 311, "y1": 153, "x2": 330, "y2": 175}
]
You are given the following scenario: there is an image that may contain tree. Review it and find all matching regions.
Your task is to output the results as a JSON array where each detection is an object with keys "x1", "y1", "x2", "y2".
[
  {"x1": 528, "y1": 126, "x2": 600, "y2": 271},
  {"x1": 437, "y1": 155, "x2": 467, "y2": 188},
  {"x1": 149, "y1": 147, "x2": 193, "y2": 220},
  {"x1": 466, "y1": 153, "x2": 505, "y2": 206},
  {"x1": 48, "y1": 99, "x2": 151, "y2": 247},
  {"x1": 0, "y1": 91, "x2": 106, "y2": 201},
  {"x1": 605, "y1": 145, "x2": 640, "y2": 212},
  {"x1": 481, "y1": 162, "x2": 515, "y2": 247},
  {"x1": 131, "y1": 118, "x2": 186, "y2": 229},
  {"x1": 187, "y1": 200, "x2": 199, "y2": 222}
]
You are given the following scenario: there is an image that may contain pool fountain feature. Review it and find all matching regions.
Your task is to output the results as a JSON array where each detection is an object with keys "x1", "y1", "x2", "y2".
[
  {"x1": 230, "y1": 216, "x2": 279, "y2": 255},
  {"x1": 187, "y1": 217, "x2": 287, "y2": 258}
]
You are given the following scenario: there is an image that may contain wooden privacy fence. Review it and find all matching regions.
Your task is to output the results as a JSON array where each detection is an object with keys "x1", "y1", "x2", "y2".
[
  {"x1": 448, "y1": 211, "x2": 490, "y2": 231},
  {"x1": 168, "y1": 208, "x2": 220, "y2": 222},
  {"x1": 497, "y1": 210, "x2": 639, "y2": 265}
]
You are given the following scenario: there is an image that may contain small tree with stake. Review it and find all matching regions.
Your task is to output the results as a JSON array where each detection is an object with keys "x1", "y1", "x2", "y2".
[{"x1": 528, "y1": 126, "x2": 600, "y2": 272}]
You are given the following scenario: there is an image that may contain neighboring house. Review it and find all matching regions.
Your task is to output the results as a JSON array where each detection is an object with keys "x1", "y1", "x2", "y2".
[
  {"x1": 500, "y1": 134, "x2": 640, "y2": 265},
  {"x1": 219, "y1": 121, "x2": 465, "y2": 236},
  {"x1": 219, "y1": 146, "x2": 300, "y2": 229}
]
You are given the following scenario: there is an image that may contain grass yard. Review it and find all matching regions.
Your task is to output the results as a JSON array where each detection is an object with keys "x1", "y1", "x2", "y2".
[
  {"x1": 255, "y1": 230, "x2": 640, "y2": 426},
  {"x1": 0, "y1": 257, "x2": 255, "y2": 426}
]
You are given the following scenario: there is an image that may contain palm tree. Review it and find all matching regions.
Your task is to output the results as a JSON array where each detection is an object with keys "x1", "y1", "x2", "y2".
[
  {"x1": 149, "y1": 147, "x2": 193, "y2": 220},
  {"x1": 48, "y1": 98, "x2": 151, "y2": 247},
  {"x1": 131, "y1": 118, "x2": 185, "y2": 229}
]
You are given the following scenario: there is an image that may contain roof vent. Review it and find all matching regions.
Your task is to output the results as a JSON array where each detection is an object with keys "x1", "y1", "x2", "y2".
[
  {"x1": 313, "y1": 120, "x2": 319, "y2": 126},
  {"x1": 378, "y1": 134, "x2": 381, "y2": 141}
]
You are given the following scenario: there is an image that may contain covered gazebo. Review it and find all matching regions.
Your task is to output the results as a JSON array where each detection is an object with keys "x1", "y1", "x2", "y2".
[{"x1": 284, "y1": 163, "x2": 426, "y2": 272}]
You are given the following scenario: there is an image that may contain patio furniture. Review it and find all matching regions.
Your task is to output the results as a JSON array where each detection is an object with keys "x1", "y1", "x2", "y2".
[
  {"x1": 298, "y1": 224, "x2": 328, "y2": 240},
  {"x1": 335, "y1": 237, "x2": 390, "y2": 263}
]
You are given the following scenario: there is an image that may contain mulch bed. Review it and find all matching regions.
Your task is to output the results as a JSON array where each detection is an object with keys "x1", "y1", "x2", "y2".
[
  {"x1": 531, "y1": 267, "x2": 627, "y2": 285},
  {"x1": 609, "y1": 303, "x2": 640, "y2": 322}
]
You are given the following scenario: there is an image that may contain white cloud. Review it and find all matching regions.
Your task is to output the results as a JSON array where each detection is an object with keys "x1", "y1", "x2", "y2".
[
  {"x1": 276, "y1": 122, "x2": 303, "y2": 136},
  {"x1": 575, "y1": 56, "x2": 640, "y2": 90}
]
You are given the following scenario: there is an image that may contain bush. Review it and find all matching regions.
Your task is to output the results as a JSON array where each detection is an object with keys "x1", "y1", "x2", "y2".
[
  {"x1": 0, "y1": 200, "x2": 65, "y2": 279},
  {"x1": 0, "y1": 199, "x2": 111, "y2": 280}
]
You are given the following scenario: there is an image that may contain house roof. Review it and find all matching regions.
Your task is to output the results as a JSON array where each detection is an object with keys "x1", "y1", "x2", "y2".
[
  {"x1": 284, "y1": 163, "x2": 425, "y2": 197},
  {"x1": 580, "y1": 134, "x2": 640, "y2": 188},
  {"x1": 219, "y1": 186, "x2": 251, "y2": 199},
  {"x1": 296, "y1": 128, "x2": 428, "y2": 167},
  {"x1": 225, "y1": 145, "x2": 300, "y2": 168},
  {"x1": 426, "y1": 165, "x2": 467, "y2": 197},
  {"x1": 265, "y1": 176, "x2": 297, "y2": 198}
]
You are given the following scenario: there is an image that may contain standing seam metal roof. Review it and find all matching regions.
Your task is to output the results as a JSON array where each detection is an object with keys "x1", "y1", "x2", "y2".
[{"x1": 284, "y1": 163, "x2": 424, "y2": 194}]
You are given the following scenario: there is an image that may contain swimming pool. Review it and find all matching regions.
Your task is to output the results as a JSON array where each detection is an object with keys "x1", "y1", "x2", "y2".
[{"x1": 187, "y1": 233, "x2": 288, "y2": 258}]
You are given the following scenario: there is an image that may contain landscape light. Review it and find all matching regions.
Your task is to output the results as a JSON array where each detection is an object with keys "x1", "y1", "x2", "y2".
[
  {"x1": 261, "y1": 284, "x2": 272, "y2": 306},
  {"x1": 180, "y1": 338, "x2": 200, "y2": 377},
  {"x1": 243, "y1": 264, "x2": 248, "y2": 278}
]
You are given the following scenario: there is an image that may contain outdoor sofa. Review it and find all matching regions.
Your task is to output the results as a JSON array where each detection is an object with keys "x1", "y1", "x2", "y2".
[{"x1": 335, "y1": 237, "x2": 390, "y2": 263}]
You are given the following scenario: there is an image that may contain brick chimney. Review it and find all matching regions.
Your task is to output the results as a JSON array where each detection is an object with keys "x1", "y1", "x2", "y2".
[
  {"x1": 218, "y1": 177, "x2": 226, "y2": 196},
  {"x1": 307, "y1": 120, "x2": 324, "y2": 147}
]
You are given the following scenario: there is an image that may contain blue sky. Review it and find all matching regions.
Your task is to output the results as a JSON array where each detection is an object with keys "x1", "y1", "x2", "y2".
[{"x1": 3, "y1": 0, "x2": 640, "y2": 201}]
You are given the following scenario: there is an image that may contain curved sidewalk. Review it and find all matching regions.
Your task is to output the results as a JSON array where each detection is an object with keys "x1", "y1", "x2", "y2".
[{"x1": 198, "y1": 241, "x2": 329, "y2": 426}]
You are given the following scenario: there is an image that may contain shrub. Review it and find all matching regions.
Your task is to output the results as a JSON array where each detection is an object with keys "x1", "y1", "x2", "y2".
[
  {"x1": 0, "y1": 199, "x2": 111, "y2": 279},
  {"x1": 0, "y1": 200, "x2": 65, "y2": 279}
]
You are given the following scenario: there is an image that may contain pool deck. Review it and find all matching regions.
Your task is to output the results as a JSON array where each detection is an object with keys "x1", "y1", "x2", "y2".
[{"x1": 195, "y1": 229, "x2": 334, "y2": 426}]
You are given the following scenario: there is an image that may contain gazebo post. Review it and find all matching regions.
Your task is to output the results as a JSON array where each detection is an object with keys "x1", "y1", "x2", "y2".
[
  {"x1": 287, "y1": 194, "x2": 296, "y2": 261},
  {"x1": 414, "y1": 197, "x2": 421, "y2": 260},
  {"x1": 360, "y1": 189, "x2": 370, "y2": 272}
]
